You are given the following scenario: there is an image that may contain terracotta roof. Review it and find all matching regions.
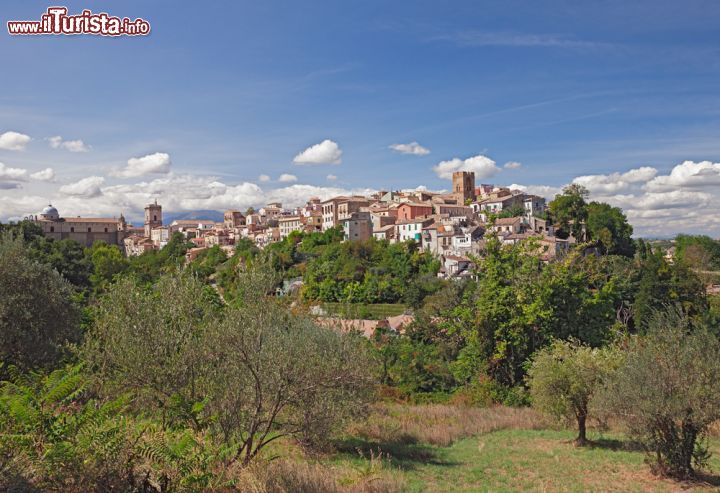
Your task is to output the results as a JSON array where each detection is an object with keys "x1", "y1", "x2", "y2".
[
  {"x1": 60, "y1": 217, "x2": 118, "y2": 223},
  {"x1": 494, "y1": 217, "x2": 522, "y2": 226},
  {"x1": 397, "y1": 201, "x2": 432, "y2": 208}
]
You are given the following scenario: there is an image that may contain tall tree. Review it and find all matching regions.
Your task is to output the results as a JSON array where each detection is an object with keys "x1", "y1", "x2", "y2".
[
  {"x1": 548, "y1": 184, "x2": 589, "y2": 241},
  {"x1": 586, "y1": 202, "x2": 635, "y2": 256},
  {"x1": 0, "y1": 233, "x2": 80, "y2": 372}
]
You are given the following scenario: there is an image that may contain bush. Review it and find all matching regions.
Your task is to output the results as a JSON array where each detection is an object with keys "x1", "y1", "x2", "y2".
[
  {"x1": 0, "y1": 233, "x2": 80, "y2": 373},
  {"x1": 599, "y1": 308, "x2": 720, "y2": 478},
  {"x1": 527, "y1": 339, "x2": 620, "y2": 445}
]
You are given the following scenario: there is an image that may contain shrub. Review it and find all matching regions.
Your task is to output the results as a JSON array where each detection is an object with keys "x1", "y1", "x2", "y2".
[
  {"x1": 527, "y1": 339, "x2": 620, "y2": 445},
  {"x1": 0, "y1": 233, "x2": 80, "y2": 373},
  {"x1": 599, "y1": 308, "x2": 720, "y2": 478}
]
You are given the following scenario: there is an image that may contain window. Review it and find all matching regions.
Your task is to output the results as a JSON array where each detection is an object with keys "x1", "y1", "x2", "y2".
[
  {"x1": 50, "y1": 226, "x2": 54, "y2": 232},
  {"x1": 87, "y1": 227, "x2": 92, "y2": 232},
  {"x1": 70, "y1": 227, "x2": 74, "y2": 232},
  {"x1": 104, "y1": 227, "x2": 108, "y2": 233}
]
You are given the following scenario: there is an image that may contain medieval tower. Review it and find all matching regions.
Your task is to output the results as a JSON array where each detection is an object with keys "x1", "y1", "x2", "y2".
[
  {"x1": 452, "y1": 171, "x2": 476, "y2": 204},
  {"x1": 144, "y1": 200, "x2": 162, "y2": 238}
]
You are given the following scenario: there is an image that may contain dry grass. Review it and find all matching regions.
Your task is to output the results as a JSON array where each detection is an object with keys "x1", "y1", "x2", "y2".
[
  {"x1": 232, "y1": 454, "x2": 404, "y2": 493},
  {"x1": 348, "y1": 403, "x2": 553, "y2": 447}
]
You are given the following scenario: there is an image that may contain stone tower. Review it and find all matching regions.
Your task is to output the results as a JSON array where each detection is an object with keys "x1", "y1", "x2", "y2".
[
  {"x1": 452, "y1": 171, "x2": 475, "y2": 204},
  {"x1": 144, "y1": 200, "x2": 162, "y2": 238}
]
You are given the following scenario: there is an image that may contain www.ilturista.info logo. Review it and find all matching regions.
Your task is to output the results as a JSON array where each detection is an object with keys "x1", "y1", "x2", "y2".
[{"x1": 7, "y1": 7, "x2": 150, "y2": 36}]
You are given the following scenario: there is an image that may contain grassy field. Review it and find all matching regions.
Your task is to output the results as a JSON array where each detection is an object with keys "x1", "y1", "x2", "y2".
[
  {"x1": 319, "y1": 302, "x2": 408, "y2": 319},
  {"x1": 344, "y1": 429, "x2": 720, "y2": 492},
  {"x1": 258, "y1": 404, "x2": 720, "y2": 493}
]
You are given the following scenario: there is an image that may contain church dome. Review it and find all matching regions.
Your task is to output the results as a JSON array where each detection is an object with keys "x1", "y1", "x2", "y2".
[{"x1": 40, "y1": 204, "x2": 59, "y2": 220}]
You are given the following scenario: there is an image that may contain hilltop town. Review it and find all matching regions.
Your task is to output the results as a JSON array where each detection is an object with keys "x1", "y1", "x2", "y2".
[{"x1": 28, "y1": 171, "x2": 568, "y2": 277}]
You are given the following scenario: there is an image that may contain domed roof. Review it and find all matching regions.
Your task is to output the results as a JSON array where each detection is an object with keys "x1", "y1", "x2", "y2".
[
  {"x1": 40, "y1": 204, "x2": 60, "y2": 220},
  {"x1": 41, "y1": 204, "x2": 59, "y2": 216}
]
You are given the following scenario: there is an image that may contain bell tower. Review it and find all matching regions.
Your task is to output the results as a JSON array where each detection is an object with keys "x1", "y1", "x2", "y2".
[
  {"x1": 452, "y1": 171, "x2": 475, "y2": 204},
  {"x1": 144, "y1": 199, "x2": 162, "y2": 237}
]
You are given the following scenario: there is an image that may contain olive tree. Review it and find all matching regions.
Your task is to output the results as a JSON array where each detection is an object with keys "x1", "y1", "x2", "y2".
[
  {"x1": 527, "y1": 339, "x2": 620, "y2": 445},
  {"x1": 83, "y1": 266, "x2": 375, "y2": 466},
  {"x1": 599, "y1": 308, "x2": 720, "y2": 478},
  {"x1": 81, "y1": 272, "x2": 220, "y2": 427},
  {"x1": 203, "y1": 300, "x2": 374, "y2": 464},
  {"x1": 0, "y1": 233, "x2": 80, "y2": 373}
]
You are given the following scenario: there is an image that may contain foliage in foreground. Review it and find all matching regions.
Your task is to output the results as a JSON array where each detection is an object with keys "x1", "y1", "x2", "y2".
[
  {"x1": 599, "y1": 308, "x2": 720, "y2": 479},
  {"x1": 82, "y1": 267, "x2": 375, "y2": 467},
  {"x1": 0, "y1": 233, "x2": 81, "y2": 374},
  {"x1": 527, "y1": 339, "x2": 621, "y2": 445}
]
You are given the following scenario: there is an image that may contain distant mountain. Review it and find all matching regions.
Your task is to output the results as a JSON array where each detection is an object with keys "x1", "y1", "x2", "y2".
[{"x1": 163, "y1": 210, "x2": 225, "y2": 224}]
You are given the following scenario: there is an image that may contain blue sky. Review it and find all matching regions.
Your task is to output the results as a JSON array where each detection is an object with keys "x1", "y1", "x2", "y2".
[{"x1": 1, "y1": 0, "x2": 720, "y2": 236}]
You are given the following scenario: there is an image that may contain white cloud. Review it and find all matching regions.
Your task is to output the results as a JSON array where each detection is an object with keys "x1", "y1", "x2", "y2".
[
  {"x1": 510, "y1": 161, "x2": 720, "y2": 236},
  {"x1": 572, "y1": 166, "x2": 658, "y2": 194},
  {"x1": 293, "y1": 139, "x2": 342, "y2": 165},
  {"x1": 9, "y1": 173, "x2": 373, "y2": 221},
  {"x1": 112, "y1": 152, "x2": 171, "y2": 178},
  {"x1": 59, "y1": 176, "x2": 105, "y2": 198},
  {"x1": 48, "y1": 136, "x2": 90, "y2": 152},
  {"x1": 504, "y1": 161, "x2": 522, "y2": 169},
  {"x1": 258, "y1": 174, "x2": 271, "y2": 182},
  {"x1": 278, "y1": 173, "x2": 298, "y2": 183},
  {"x1": 326, "y1": 174, "x2": 337, "y2": 181},
  {"x1": 0, "y1": 162, "x2": 28, "y2": 182},
  {"x1": 508, "y1": 183, "x2": 563, "y2": 199},
  {"x1": 29, "y1": 168, "x2": 55, "y2": 182},
  {"x1": 389, "y1": 141, "x2": 430, "y2": 156},
  {"x1": 645, "y1": 160, "x2": 720, "y2": 192},
  {"x1": 265, "y1": 184, "x2": 375, "y2": 208},
  {"x1": 0, "y1": 131, "x2": 31, "y2": 151},
  {"x1": 433, "y1": 154, "x2": 501, "y2": 180}
]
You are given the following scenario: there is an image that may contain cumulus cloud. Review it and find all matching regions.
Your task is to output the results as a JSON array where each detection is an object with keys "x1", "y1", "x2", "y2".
[
  {"x1": 508, "y1": 183, "x2": 563, "y2": 199},
  {"x1": 278, "y1": 173, "x2": 298, "y2": 183},
  {"x1": 389, "y1": 141, "x2": 430, "y2": 156},
  {"x1": 30, "y1": 168, "x2": 55, "y2": 182},
  {"x1": 0, "y1": 162, "x2": 28, "y2": 182},
  {"x1": 293, "y1": 139, "x2": 342, "y2": 165},
  {"x1": 48, "y1": 136, "x2": 90, "y2": 152},
  {"x1": 0, "y1": 131, "x2": 31, "y2": 151},
  {"x1": 326, "y1": 174, "x2": 337, "y2": 181},
  {"x1": 572, "y1": 166, "x2": 658, "y2": 194},
  {"x1": 2, "y1": 171, "x2": 380, "y2": 223},
  {"x1": 112, "y1": 152, "x2": 172, "y2": 178},
  {"x1": 258, "y1": 174, "x2": 271, "y2": 182},
  {"x1": 433, "y1": 154, "x2": 501, "y2": 180},
  {"x1": 511, "y1": 161, "x2": 720, "y2": 236},
  {"x1": 504, "y1": 161, "x2": 522, "y2": 169},
  {"x1": 644, "y1": 160, "x2": 720, "y2": 192},
  {"x1": 59, "y1": 176, "x2": 105, "y2": 198}
]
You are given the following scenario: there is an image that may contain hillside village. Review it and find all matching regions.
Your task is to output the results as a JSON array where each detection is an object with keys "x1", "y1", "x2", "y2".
[{"x1": 28, "y1": 171, "x2": 572, "y2": 278}]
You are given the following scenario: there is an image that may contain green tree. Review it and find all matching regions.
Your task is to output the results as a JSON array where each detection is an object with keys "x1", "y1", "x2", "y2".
[
  {"x1": 586, "y1": 202, "x2": 634, "y2": 256},
  {"x1": 0, "y1": 233, "x2": 80, "y2": 373},
  {"x1": 81, "y1": 273, "x2": 219, "y2": 425},
  {"x1": 548, "y1": 184, "x2": 588, "y2": 241},
  {"x1": 600, "y1": 308, "x2": 720, "y2": 479},
  {"x1": 633, "y1": 247, "x2": 706, "y2": 330},
  {"x1": 527, "y1": 339, "x2": 620, "y2": 445},
  {"x1": 87, "y1": 241, "x2": 129, "y2": 291}
]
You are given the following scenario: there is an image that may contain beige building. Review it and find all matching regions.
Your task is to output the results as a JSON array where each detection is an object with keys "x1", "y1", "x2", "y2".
[
  {"x1": 278, "y1": 215, "x2": 303, "y2": 239},
  {"x1": 321, "y1": 196, "x2": 348, "y2": 231},
  {"x1": 32, "y1": 204, "x2": 128, "y2": 247},
  {"x1": 342, "y1": 211, "x2": 372, "y2": 242}
]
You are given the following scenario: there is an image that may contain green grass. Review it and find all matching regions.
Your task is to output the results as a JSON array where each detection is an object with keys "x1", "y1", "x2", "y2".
[
  {"x1": 334, "y1": 429, "x2": 720, "y2": 492},
  {"x1": 320, "y1": 302, "x2": 408, "y2": 320}
]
